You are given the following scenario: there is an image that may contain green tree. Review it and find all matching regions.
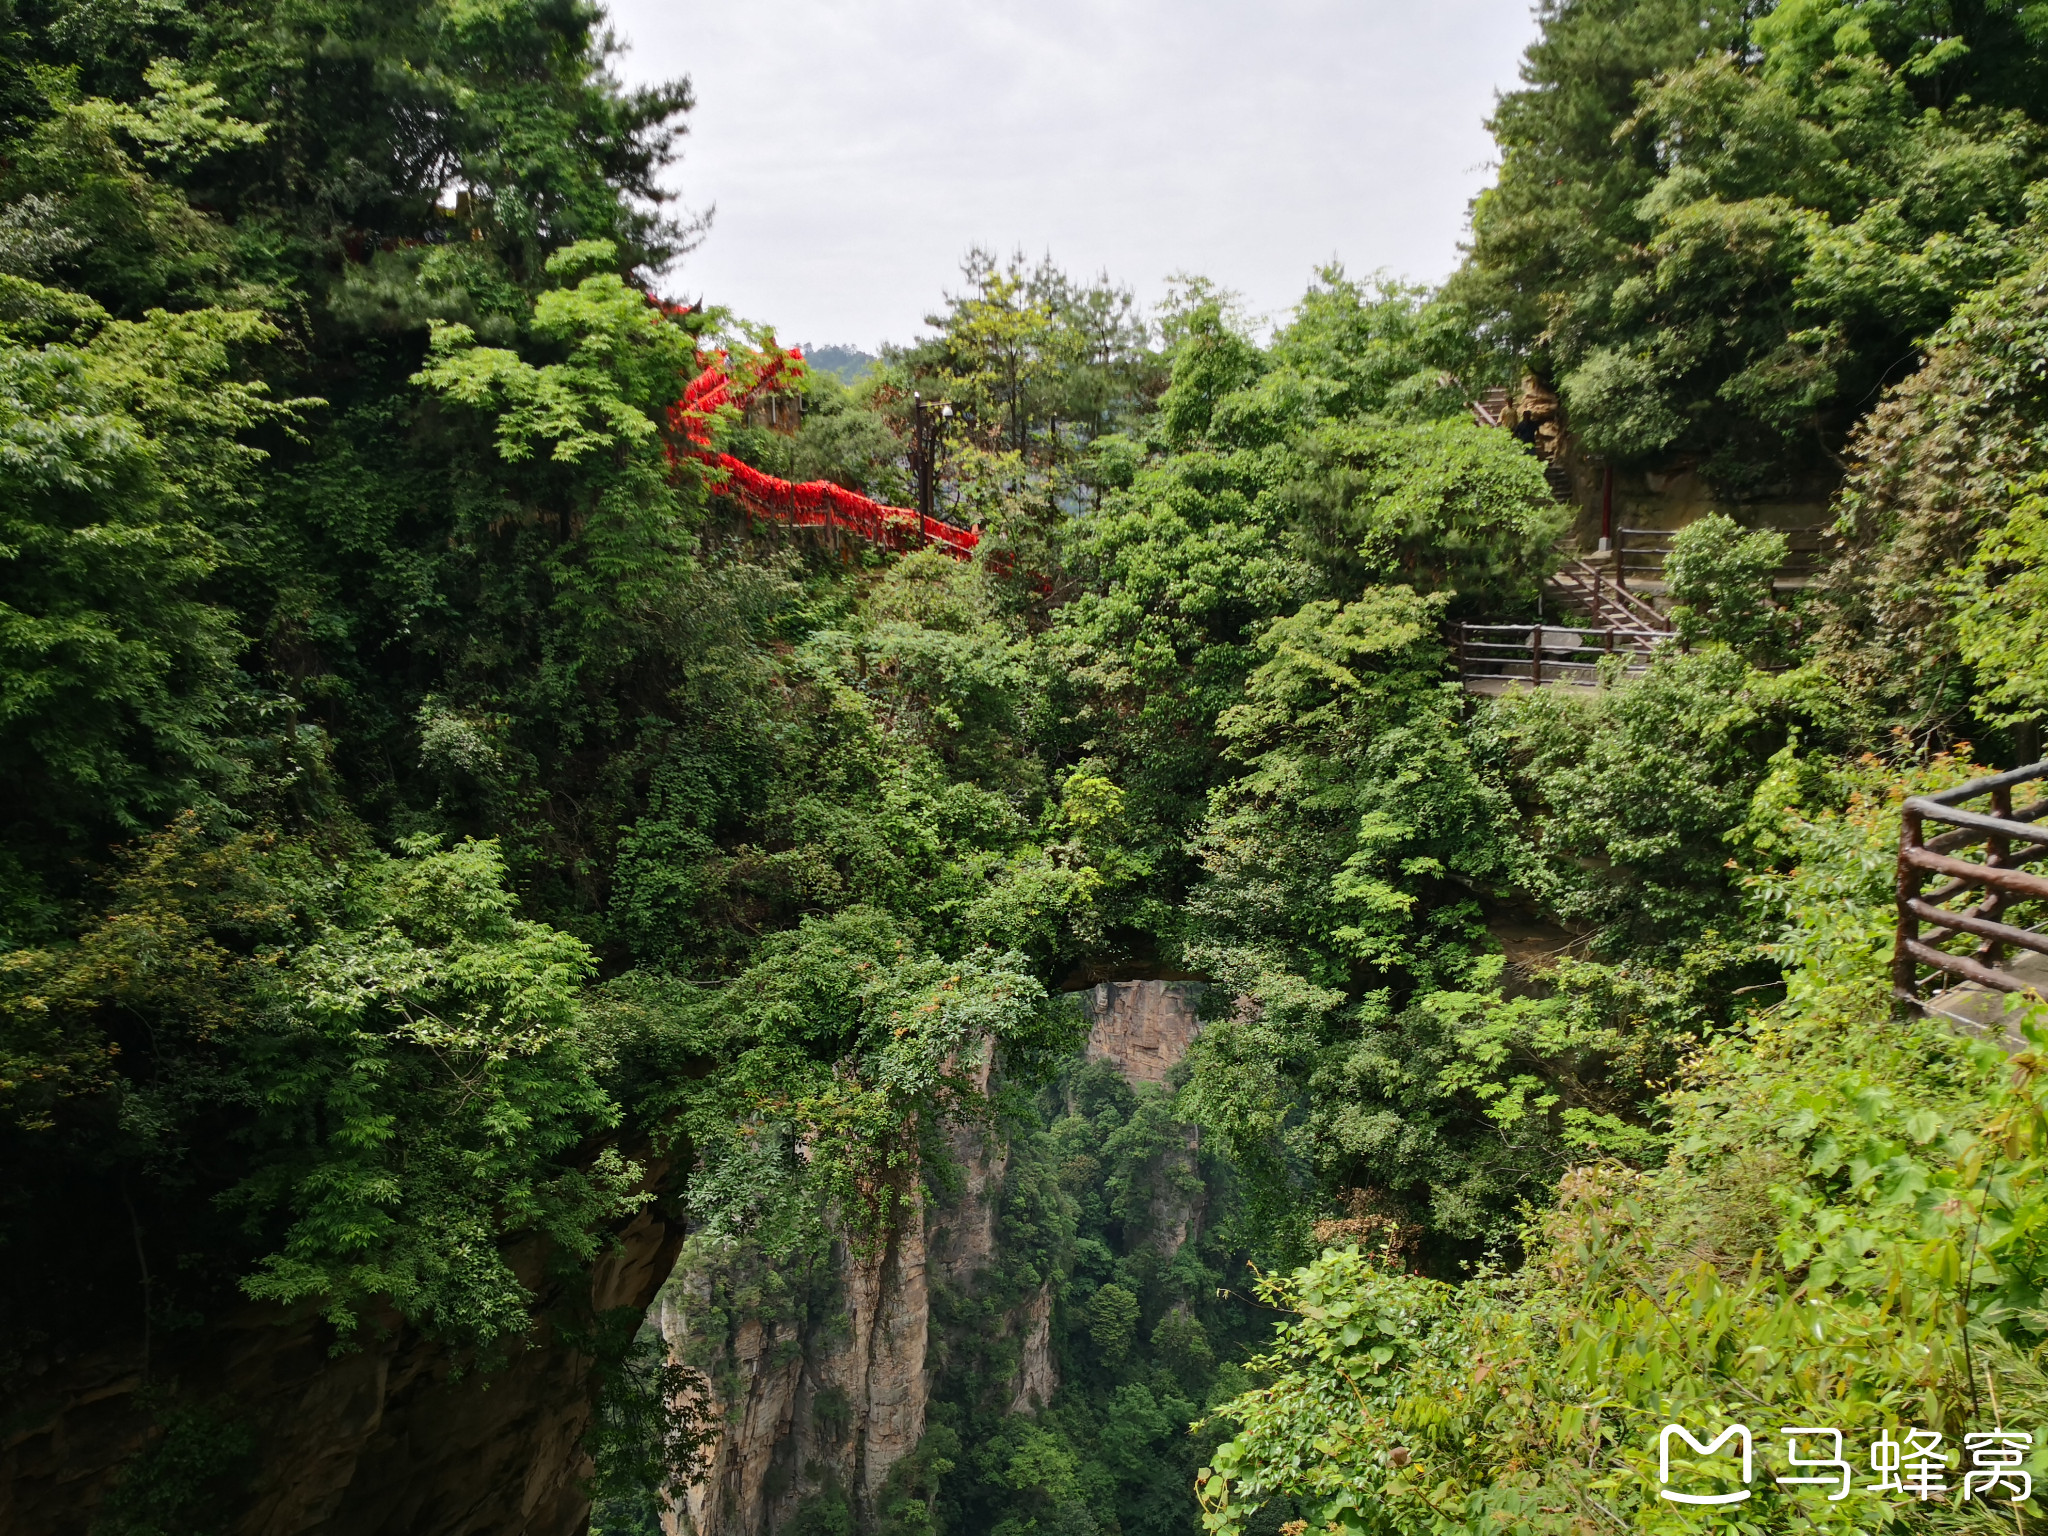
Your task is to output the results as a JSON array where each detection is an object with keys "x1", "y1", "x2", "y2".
[
  {"x1": 1087, "y1": 1282, "x2": 1140, "y2": 1359},
  {"x1": 0, "y1": 295, "x2": 301, "y2": 929},
  {"x1": 1459, "y1": 0, "x2": 2048, "y2": 491},
  {"x1": 1955, "y1": 474, "x2": 2048, "y2": 730},
  {"x1": 1816, "y1": 240, "x2": 2048, "y2": 740},
  {"x1": 1196, "y1": 756, "x2": 2048, "y2": 1536},
  {"x1": 1664, "y1": 511, "x2": 1791, "y2": 659}
]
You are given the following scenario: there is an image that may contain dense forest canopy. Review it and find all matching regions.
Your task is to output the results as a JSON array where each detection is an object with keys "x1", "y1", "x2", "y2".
[{"x1": 9, "y1": 0, "x2": 2048, "y2": 1533}]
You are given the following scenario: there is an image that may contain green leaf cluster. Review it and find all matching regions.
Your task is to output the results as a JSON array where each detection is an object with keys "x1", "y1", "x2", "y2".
[
  {"x1": 1461, "y1": 0, "x2": 2048, "y2": 491},
  {"x1": 1197, "y1": 754, "x2": 2048, "y2": 1535}
]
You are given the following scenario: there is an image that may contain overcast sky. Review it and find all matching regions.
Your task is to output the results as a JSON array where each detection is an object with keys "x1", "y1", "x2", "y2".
[{"x1": 600, "y1": 1, "x2": 1542, "y2": 353}]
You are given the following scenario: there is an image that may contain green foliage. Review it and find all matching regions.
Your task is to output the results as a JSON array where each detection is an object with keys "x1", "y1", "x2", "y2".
[
  {"x1": 584, "y1": 1313, "x2": 711, "y2": 1536},
  {"x1": 1197, "y1": 757, "x2": 2048, "y2": 1535},
  {"x1": 1158, "y1": 301, "x2": 1265, "y2": 448},
  {"x1": 918, "y1": 1059, "x2": 1256, "y2": 1536},
  {"x1": 1088, "y1": 1282, "x2": 1141, "y2": 1359},
  {"x1": 1261, "y1": 268, "x2": 1487, "y2": 426},
  {"x1": 4, "y1": 819, "x2": 641, "y2": 1350},
  {"x1": 1277, "y1": 421, "x2": 1568, "y2": 614},
  {"x1": 681, "y1": 908, "x2": 1070, "y2": 1243},
  {"x1": 232, "y1": 835, "x2": 635, "y2": 1345},
  {"x1": 92, "y1": 1404, "x2": 257, "y2": 1536},
  {"x1": 1477, "y1": 649, "x2": 1850, "y2": 945},
  {"x1": 191, "y1": 0, "x2": 698, "y2": 272},
  {"x1": 106, "y1": 60, "x2": 267, "y2": 172},
  {"x1": 1173, "y1": 587, "x2": 1727, "y2": 1253},
  {"x1": 1461, "y1": 0, "x2": 2048, "y2": 490},
  {"x1": 1663, "y1": 512, "x2": 1792, "y2": 660},
  {"x1": 893, "y1": 246, "x2": 1164, "y2": 496},
  {"x1": 1191, "y1": 587, "x2": 1516, "y2": 995},
  {"x1": 1019, "y1": 282, "x2": 1563, "y2": 969},
  {"x1": 0, "y1": 299, "x2": 300, "y2": 908},
  {"x1": 1956, "y1": 473, "x2": 2048, "y2": 728},
  {"x1": 1817, "y1": 240, "x2": 2048, "y2": 738},
  {"x1": 875, "y1": 1423, "x2": 959, "y2": 1536},
  {"x1": 19, "y1": 10, "x2": 2048, "y2": 1535}
]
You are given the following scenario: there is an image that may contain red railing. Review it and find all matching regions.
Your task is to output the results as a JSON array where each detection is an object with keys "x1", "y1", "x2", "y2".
[{"x1": 706, "y1": 453, "x2": 979, "y2": 557}]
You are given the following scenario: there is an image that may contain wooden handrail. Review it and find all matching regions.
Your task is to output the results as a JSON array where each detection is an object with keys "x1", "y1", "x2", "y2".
[
  {"x1": 1455, "y1": 622, "x2": 1666, "y2": 690},
  {"x1": 1614, "y1": 524, "x2": 1831, "y2": 589},
  {"x1": 1906, "y1": 802, "x2": 2048, "y2": 848},
  {"x1": 1549, "y1": 556, "x2": 1671, "y2": 631},
  {"x1": 1895, "y1": 760, "x2": 2048, "y2": 1013},
  {"x1": 1905, "y1": 898, "x2": 2048, "y2": 958},
  {"x1": 1903, "y1": 939, "x2": 2028, "y2": 994},
  {"x1": 1901, "y1": 845, "x2": 2048, "y2": 900}
]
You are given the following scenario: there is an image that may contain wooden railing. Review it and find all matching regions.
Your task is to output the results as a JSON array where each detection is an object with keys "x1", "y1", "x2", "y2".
[
  {"x1": 1456, "y1": 623, "x2": 1668, "y2": 690},
  {"x1": 1547, "y1": 555, "x2": 1671, "y2": 632},
  {"x1": 1613, "y1": 527, "x2": 1675, "y2": 587},
  {"x1": 1893, "y1": 760, "x2": 2048, "y2": 1013},
  {"x1": 1613, "y1": 526, "x2": 1829, "y2": 588}
]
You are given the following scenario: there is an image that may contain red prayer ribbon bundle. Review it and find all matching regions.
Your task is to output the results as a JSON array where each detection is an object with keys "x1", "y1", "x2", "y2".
[{"x1": 667, "y1": 350, "x2": 979, "y2": 561}]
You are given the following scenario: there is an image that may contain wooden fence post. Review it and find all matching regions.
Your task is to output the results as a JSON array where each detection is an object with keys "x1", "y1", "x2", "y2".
[
  {"x1": 1980, "y1": 785, "x2": 2013, "y2": 968},
  {"x1": 1893, "y1": 803, "x2": 1925, "y2": 1010},
  {"x1": 1530, "y1": 626, "x2": 1543, "y2": 688}
]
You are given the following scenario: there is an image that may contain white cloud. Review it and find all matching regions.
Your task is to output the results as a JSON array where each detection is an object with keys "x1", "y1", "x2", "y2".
[{"x1": 601, "y1": 0, "x2": 1539, "y2": 350}]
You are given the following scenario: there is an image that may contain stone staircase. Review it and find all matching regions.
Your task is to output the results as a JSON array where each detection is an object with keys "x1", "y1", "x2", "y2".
[{"x1": 1469, "y1": 388, "x2": 1510, "y2": 427}]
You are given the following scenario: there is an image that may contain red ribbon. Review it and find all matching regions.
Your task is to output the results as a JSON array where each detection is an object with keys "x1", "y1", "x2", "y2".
[{"x1": 667, "y1": 354, "x2": 978, "y2": 560}]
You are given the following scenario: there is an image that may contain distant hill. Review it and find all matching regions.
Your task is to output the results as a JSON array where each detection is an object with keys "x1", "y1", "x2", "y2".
[{"x1": 800, "y1": 343, "x2": 878, "y2": 384}]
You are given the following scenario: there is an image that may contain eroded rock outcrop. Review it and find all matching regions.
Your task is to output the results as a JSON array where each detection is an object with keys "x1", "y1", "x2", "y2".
[
  {"x1": 659, "y1": 1204, "x2": 930, "y2": 1536},
  {"x1": 662, "y1": 1119, "x2": 1032, "y2": 1536},
  {"x1": 1005, "y1": 1283, "x2": 1056, "y2": 1415},
  {"x1": 1082, "y1": 980, "x2": 1208, "y2": 1255},
  {"x1": 1080, "y1": 980, "x2": 1204, "y2": 1084},
  {"x1": 661, "y1": 985, "x2": 1212, "y2": 1536}
]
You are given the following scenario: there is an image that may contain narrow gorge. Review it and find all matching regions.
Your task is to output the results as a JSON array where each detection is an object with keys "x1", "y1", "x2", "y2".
[{"x1": 12, "y1": 3, "x2": 2048, "y2": 1530}]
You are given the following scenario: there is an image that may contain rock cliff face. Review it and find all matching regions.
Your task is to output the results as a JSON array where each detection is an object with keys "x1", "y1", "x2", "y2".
[
  {"x1": 1080, "y1": 980, "x2": 1204, "y2": 1085},
  {"x1": 658, "y1": 1205, "x2": 930, "y2": 1536},
  {"x1": 662, "y1": 984, "x2": 1210, "y2": 1536},
  {"x1": 1085, "y1": 981, "x2": 1208, "y2": 1255},
  {"x1": 1004, "y1": 1283, "x2": 1057, "y2": 1415},
  {"x1": 2, "y1": 1181, "x2": 686, "y2": 1536},
  {"x1": 658, "y1": 1145, "x2": 1006, "y2": 1536}
]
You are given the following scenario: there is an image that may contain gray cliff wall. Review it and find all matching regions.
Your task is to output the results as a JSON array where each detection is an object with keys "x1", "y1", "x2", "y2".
[
  {"x1": 661, "y1": 983, "x2": 1207, "y2": 1536},
  {"x1": 659, "y1": 1206, "x2": 930, "y2": 1536}
]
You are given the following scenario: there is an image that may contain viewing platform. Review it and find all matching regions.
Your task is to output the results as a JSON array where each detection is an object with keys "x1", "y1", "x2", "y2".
[{"x1": 1456, "y1": 621, "x2": 1669, "y2": 694}]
